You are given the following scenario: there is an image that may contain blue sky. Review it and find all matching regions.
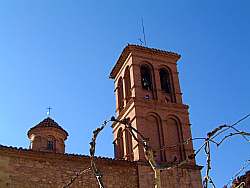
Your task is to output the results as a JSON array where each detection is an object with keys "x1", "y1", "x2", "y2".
[{"x1": 0, "y1": 0, "x2": 249, "y2": 187}]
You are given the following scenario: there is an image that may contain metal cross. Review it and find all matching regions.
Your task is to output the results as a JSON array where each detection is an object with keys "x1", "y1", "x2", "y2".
[{"x1": 46, "y1": 107, "x2": 52, "y2": 117}]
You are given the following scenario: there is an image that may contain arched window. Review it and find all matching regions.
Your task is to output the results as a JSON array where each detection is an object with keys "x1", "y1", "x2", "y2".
[
  {"x1": 124, "y1": 67, "x2": 131, "y2": 101},
  {"x1": 140, "y1": 65, "x2": 152, "y2": 91},
  {"x1": 117, "y1": 77, "x2": 124, "y2": 111},
  {"x1": 47, "y1": 136, "x2": 56, "y2": 151},
  {"x1": 166, "y1": 118, "x2": 180, "y2": 145},
  {"x1": 31, "y1": 136, "x2": 42, "y2": 150},
  {"x1": 47, "y1": 140, "x2": 54, "y2": 150},
  {"x1": 125, "y1": 129, "x2": 133, "y2": 160},
  {"x1": 145, "y1": 115, "x2": 162, "y2": 162},
  {"x1": 117, "y1": 128, "x2": 124, "y2": 159},
  {"x1": 159, "y1": 68, "x2": 171, "y2": 93},
  {"x1": 164, "y1": 118, "x2": 182, "y2": 162}
]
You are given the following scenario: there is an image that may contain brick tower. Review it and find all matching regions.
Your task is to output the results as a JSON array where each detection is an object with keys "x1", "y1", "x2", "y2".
[
  {"x1": 27, "y1": 117, "x2": 68, "y2": 154},
  {"x1": 110, "y1": 44, "x2": 196, "y2": 164}
]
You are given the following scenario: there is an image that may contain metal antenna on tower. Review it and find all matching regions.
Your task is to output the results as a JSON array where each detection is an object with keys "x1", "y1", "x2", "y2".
[
  {"x1": 138, "y1": 17, "x2": 147, "y2": 46},
  {"x1": 141, "y1": 18, "x2": 147, "y2": 46}
]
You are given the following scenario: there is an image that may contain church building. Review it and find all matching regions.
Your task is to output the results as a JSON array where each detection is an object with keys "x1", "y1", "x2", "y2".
[{"x1": 0, "y1": 45, "x2": 202, "y2": 187}]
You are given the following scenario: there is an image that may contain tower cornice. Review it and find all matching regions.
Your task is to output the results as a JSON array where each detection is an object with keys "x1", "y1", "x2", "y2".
[{"x1": 109, "y1": 44, "x2": 181, "y2": 79}]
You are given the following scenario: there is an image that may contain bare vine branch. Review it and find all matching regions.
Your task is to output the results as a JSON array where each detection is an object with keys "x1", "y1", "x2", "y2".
[
  {"x1": 62, "y1": 113, "x2": 250, "y2": 188},
  {"x1": 89, "y1": 120, "x2": 111, "y2": 188},
  {"x1": 216, "y1": 132, "x2": 250, "y2": 147},
  {"x1": 62, "y1": 167, "x2": 91, "y2": 188},
  {"x1": 225, "y1": 160, "x2": 250, "y2": 187},
  {"x1": 201, "y1": 113, "x2": 250, "y2": 188},
  {"x1": 210, "y1": 113, "x2": 250, "y2": 140}
]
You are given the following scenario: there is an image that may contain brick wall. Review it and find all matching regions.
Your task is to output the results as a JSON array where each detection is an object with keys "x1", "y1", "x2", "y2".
[
  {"x1": 137, "y1": 162, "x2": 202, "y2": 188},
  {"x1": 0, "y1": 146, "x2": 138, "y2": 188},
  {"x1": 0, "y1": 145, "x2": 202, "y2": 188}
]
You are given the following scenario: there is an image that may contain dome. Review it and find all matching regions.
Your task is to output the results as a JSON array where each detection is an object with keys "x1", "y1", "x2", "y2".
[
  {"x1": 27, "y1": 117, "x2": 68, "y2": 154},
  {"x1": 27, "y1": 117, "x2": 68, "y2": 138}
]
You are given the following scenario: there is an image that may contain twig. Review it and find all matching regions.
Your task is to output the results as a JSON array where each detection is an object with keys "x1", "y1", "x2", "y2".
[
  {"x1": 211, "y1": 113, "x2": 250, "y2": 140},
  {"x1": 225, "y1": 160, "x2": 250, "y2": 187},
  {"x1": 201, "y1": 113, "x2": 250, "y2": 188},
  {"x1": 89, "y1": 120, "x2": 111, "y2": 188},
  {"x1": 217, "y1": 132, "x2": 250, "y2": 147},
  {"x1": 62, "y1": 167, "x2": 91, "y2": 188},
  {"x1": 62, "y1": 113, "x2": 250, "y2": 188}
]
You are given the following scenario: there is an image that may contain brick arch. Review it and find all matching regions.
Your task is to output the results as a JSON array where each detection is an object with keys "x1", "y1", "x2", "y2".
[
  {"x1": 125, "y1": 128, "x2": 133, "y2": 161},
  {"x1": 158, "y1": 64, "x2": 172, "y2": 71},
  {"x1": 144, "y1": 112, "x2": 164, "y2": 162},
  {"x1": 139, "y1": 60, "x2": 154, "y2": 69},
  {"x1": 139, "y1": 61, "x2": 157, "y2": 99},
  {"x1": 116, "y1": 128, "x2": 124, "y2": 159},
  {"x1": 117, "y1": 77, "x2": 124, "y2": 112},
  {"x1": 158, "y1": 65, "x2": 176, "y2": 102},
  {"x1": 163, "y1": 115, "x2": 185, "y2": 162},
  {"x1": 124, "y1": 66, "x2": 131, "y2": 102},
  {"x1": 165, "y1": 114, "x2": 182, "y2": 125}
]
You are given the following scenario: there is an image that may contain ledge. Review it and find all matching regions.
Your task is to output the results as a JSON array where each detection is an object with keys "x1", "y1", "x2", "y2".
[
  {"x1": 0, "y1": 144, "x2": 136, "y2": 167},
  {"x1": 109, "y1": 44, "x2": 181, "y2": 79}
]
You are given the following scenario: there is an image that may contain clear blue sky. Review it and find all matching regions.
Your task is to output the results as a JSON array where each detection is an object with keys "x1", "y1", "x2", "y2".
[{"x1": 0, "y1": 0, "x2": 249, "y2": 187}]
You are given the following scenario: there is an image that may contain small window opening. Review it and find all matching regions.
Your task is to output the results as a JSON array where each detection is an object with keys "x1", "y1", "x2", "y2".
[
  {"x1": 160, "y1": 69, "x2": 171, "y2": 93},
  {"x1": 47, "y1": 140, "x2": 54, "y2": 150},
  {"x1": 124, "y1": 67, "x2": 131, "y2": 100},
  {"x1": 117, "y1": 77, "x2": 124, "y2": 111},
  {"x1": 141, "y1": 65, "x2": 152, "y2": 90}
]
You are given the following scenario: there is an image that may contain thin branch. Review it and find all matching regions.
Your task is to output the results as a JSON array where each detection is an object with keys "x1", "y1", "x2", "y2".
[
  {"x1": 224, "y1": 125, "x2": 250, "y2": 142},
  {"x1": 62, "y1": 167, "x2": 91, "y2": 188},
  {"x1": 225, "y1": 160, "x2": 250, "y2": 187},
  {"x1": 89, "y1": 120, "x2": 111, "y2": 188},
  {"x1": 62, "y1": 113, "x2": 250, "y2": 188},
  {"x1": 201, "y1": 113, "x2": 250, "y2": 188},
  {"x1": 158, "y1": 137, "x2": 206, "y2": 151},
  {"x1": 211, "y1": 113, "x2": 250, "y2": 140},
  {"x1": 217, "y1": 132, "x2": 250, "y2": 147},
  {"x1": 111, "y1": 117, "x2": 162, "y2": 187}
]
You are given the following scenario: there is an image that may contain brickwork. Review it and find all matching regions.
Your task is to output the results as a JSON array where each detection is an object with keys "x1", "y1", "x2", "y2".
[
  {"x1": 28, "y1": 117, "x2": 68, "y2": 154},
  {"x1": 111, "y1": 45, "x2": 197, "y2": 163},
  {"x1": 110, "y1": 45, "x2": 202, "y2": 187},
  {"x1": 0, "y1": 145, "x2": 203, "y2": 188},
  {"x1": 137, "y1": 164, "x2": 202, "y2": 188},
  {"x1": 0, "y1": 45, "x2": 203, "y2": 188},
  {"x1": 0, "y1": 146, "x2": 138, "y2": 188}
]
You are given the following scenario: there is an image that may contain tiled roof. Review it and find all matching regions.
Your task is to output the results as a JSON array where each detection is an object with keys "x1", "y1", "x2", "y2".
[
  {"x1": 109, "y1": 44, "x2": 181, "y2": 79},
  {"x1": 27, "y1": 117, "x2": 68, "y2": 137}
]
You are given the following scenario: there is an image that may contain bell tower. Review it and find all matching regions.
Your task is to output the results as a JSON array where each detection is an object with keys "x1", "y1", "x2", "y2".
[{"x1": 110, "y1": 45, "x2": 195, "y2": 164}]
